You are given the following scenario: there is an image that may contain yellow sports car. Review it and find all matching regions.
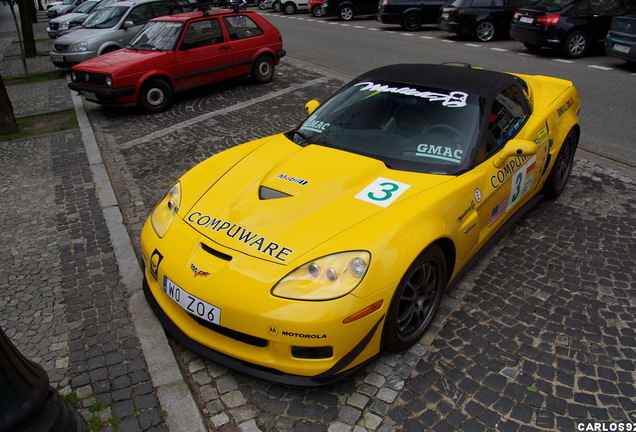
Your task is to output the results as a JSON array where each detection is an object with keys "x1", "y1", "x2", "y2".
[{"x1": 141, "y1": 63, "x2": 580, "y2": 385}]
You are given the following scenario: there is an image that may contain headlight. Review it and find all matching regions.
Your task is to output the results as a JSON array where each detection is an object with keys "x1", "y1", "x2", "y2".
[
  {"x1": 70, "y1": 41, "x2": 88, "y2": 52},
  {"x1": 70, "y1": 70, "x2": 76, "y2": 81},
  {"x1": 150, "y1": 182, "x2": 181, "y2": 238},
  {"x1": 60, "y1": 21, "x2": 69, "y2": 29},
  {"x1": 105, "y1": 75, "x2": 112, "y2": 87},
  {"x1": 272, "y1": 251, "x2": 370, "y2": 301}
]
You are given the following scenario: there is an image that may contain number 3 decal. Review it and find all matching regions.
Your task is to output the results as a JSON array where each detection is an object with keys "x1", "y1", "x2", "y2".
[{"x1": 355, "y1": 177, "x2": 411, "y2": 208}]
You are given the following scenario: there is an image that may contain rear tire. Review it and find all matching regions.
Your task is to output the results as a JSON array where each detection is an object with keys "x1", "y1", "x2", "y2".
[
  {"x1": 338, "y1": 4, "x2": 354, "y2": 20},
  {"x1": 139, "y1": 79, "x2": 173, "y2": 113},
  {"x1": 383, "y1": 245, "x2": 447, "y2": 352},
  {"x1": 544, "y1": 128, "x2": 578, "y2": 199},
  {"x1": 273, "y1": 0, "x2": 281, "y2": 11},
  {"x1": 311, "y1": 4, "x2": 323, "y2": 16},
  {"x1": 475, "y1": 20, "x2": 495, "y2": 42},
  {"x1": 562, "y1": 30, "x2": 589, "y2": 58},
  {"x1": 251, "y1": 55, "x2": 275, "y2": 83},
  {"x1": 401, "y1": 12, "x2": 422, "y2": 31}
]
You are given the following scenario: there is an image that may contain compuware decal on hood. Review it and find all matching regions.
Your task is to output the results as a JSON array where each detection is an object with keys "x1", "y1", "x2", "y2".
[{"x1": 187, "y1": 212, "x2": 293, "y2": 262}]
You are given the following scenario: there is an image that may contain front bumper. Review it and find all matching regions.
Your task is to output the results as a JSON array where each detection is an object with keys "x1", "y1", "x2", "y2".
[
  {"x1": 68, "y1": 81, "x2": 136, "y2": 103},
  {"x1": 140, "y1": 217, "x2": 389, "y2": 385},
  {"x1": 49, "y1": 50, "x2": 98, "y2": 68}
]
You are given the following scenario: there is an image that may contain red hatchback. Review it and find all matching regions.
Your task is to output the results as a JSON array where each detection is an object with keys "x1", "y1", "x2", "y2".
[{"x1": 68, "y1": 9, "x2": 286, "y2": 112}]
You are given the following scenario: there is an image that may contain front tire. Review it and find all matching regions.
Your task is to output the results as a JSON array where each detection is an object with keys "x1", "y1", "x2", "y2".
[
  {"x1": 338, "y1": 4, "x2": 354, "y2": 20},
  {"x1": 311, "y1": 4, "x2": 323, "y2": 16},
  {"x1": 251, "y1": 55, "x2": 275, "y2": 83},
  {"x1": 283, "y1": 1, "x2": 296, "y2": 13},
  {"x1": 383, "y1": 245, "x2": 447, "y2": 352},
  {"x1": 138, "y1": 79, "x2": 173, "y2": 113},
  {"x1": 544, "y1": 128, "x2": 578, "y2": 199},
  {"x1": 272, "y1": 0, "x2": 281, "y2": 11},
  {"x1": 258, "y1": 0, "x2": 267, "y2": 9}
]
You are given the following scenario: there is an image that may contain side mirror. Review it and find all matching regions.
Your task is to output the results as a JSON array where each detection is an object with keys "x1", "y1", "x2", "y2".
[
  {"x1": 493, "y1": 139, "x2": 537, "y2": 168},
  {"x1": 304, "y1": 99, "x2": 320, "y2": 115},
  {"x1": 123, "y1": 20, "x2": 135, "y2": 29}
]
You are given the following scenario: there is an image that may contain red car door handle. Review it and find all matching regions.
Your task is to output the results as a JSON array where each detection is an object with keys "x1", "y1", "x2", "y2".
[{"x1": 220, "y1": 45, "x2": 230, "y2": 50}]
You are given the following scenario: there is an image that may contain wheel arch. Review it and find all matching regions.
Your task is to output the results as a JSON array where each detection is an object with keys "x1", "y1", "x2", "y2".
[
  {"x1": 138, "y1": 72, "x2": 174, "y2": 95},
  {"x1": 430, "y1": 237, "x2": 456, "y2": 284},
  {"x1": 97, "y1": 43, "x2": 123, "y2": 56}
]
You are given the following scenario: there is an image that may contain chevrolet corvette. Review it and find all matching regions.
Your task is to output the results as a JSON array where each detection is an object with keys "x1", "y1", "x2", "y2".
[{"x1": 141, "y1": 63, "x2": 581, "y2": 385}]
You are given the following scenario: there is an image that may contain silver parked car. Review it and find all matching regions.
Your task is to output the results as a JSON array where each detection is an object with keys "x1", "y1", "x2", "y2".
[
  {"x1": 49, "y1": 0, "x2": 193, "y2": 68},
  {"x1": 47, "y1": 0, "x2": 85, "y2": 18},
  {"x1": 47, "y1": 0, "x2": 102, "y2": 38}
]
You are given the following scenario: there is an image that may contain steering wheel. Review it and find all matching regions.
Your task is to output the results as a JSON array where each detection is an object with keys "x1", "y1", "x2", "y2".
[{"x1": 426, "y1": 124, "x2": 467, "y2": 144}]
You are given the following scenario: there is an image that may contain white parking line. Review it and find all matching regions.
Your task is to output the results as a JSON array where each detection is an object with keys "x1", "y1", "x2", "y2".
[
  {"x1": 465, "y1": 43, "x2": 481, "y2": 47},
  {"x1": 490, "y1": 47, "x2": 508, "y2": 52},
  {"x1": 553, "y1": 59, "x2": 574, "y2": 63},
  {"x1": 588, "y1": 65, "x2": 614, "y2": 71}
]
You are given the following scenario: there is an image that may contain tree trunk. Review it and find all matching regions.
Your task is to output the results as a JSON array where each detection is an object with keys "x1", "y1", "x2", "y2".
[
  {"x1": 0, "y1": 75, "x2": 20, "y2": 136},
  {"x1": 18, "y1": 0, "x2": 37, "y2": 57}
]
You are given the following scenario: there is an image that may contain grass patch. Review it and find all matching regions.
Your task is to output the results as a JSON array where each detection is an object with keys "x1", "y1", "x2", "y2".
[
  {"x1": 4, "y1": 69, "x2": 67, "y2": 85},
  {"x1": 0, "y1": 109, "x2": 78, "y2": 141}
]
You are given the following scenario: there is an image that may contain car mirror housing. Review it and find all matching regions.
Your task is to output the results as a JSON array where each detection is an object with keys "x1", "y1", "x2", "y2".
[
  {"x1": 123, "y1": 20, "x2": 134, "y2": 29},
  {"x1": 304, "y1": 99, "x2": 320, "y2": 115},
  {"x1": 493, "y1": 139, "x2": 538, "y2": 168}
]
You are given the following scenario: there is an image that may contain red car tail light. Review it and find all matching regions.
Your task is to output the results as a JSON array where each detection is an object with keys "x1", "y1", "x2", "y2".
[{"x1": 537, "y1": 14, "x2": 560, "y2": 25}]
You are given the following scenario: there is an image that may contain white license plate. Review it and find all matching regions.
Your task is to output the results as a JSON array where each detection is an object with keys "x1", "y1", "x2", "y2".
[
  {"x1": 519, "y1": 16, "x2": 534, "y2": 24},
  {"x1": 50, "y1": 54, "x2": 63, "y2": 62},
  {"x1": 613, "y1": 43, "x2": 630, "y2": 54},
  {"x1": 163, "y1": 276, "x2": 221, "y2": 325},
  {"x1": 81, "y1": 91, "x2": 97, "y2": 101}
]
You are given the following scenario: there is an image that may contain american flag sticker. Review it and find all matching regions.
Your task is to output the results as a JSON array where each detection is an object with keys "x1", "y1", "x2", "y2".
[{"x1": 489, "y1": 197, "x2": 509, "y2": 226}]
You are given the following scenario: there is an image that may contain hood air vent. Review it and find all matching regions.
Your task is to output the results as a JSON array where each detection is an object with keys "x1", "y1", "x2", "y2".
[{"x1": 259, "y1": 186, "x2": 292, "y2": 200}]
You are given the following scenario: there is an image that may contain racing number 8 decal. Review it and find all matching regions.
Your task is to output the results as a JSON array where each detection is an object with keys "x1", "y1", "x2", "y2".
[{"x1": 355, "y1": 177, "x2": 411, "y2": 208}]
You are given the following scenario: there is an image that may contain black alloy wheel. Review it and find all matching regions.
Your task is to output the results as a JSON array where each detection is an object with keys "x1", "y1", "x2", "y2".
[{"x1": 383, "y1": 245, "x2": 447, "y2": 352}]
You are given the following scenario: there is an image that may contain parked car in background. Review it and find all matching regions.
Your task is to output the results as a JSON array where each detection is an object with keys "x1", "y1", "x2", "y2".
[
  {"x1": 605, "y1": 12, "x2": 636, "y2": 62},
  {"x1": 257, "y1": 0, "x2": 275, "y2": 8},
  {"x1": 47, "y1": 0, "x2": 85, "y2": 18},
  {"x1": 510, "y1": 0, "x2": 636, "y2": 58},
  {"x1": 49, "y1": 0, "x2": 193, "y2": 67},
  {"x1": 322, "y1": 0, "x2": 378, "y2": 20},
  {"x1": 279, "y1": 0, "x2": 310, "y2": 14},
  {"x1": 68, "y1": 10, "x2": 285, "y2": 112},
  {"x1": 438, "y1": 0, "x2": 526, "y2": 41},
  {"x1": 47, "y1": 0, "x2": 102, "y2": 38},
  {"x1": 377, "y1": 0, "x2": 445, "y2": 30},
  {"x1": 309, "y1": 0, "x2": 324, "y2": 15}
]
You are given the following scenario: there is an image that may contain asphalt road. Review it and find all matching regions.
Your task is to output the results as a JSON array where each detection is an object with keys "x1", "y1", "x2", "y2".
[{"x1": 260, "y1": 11, "x2": 636, "y2": 168}]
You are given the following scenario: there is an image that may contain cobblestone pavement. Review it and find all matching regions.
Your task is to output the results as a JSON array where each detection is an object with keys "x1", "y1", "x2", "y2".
[{"x1": 82, "y1": 58, "x2": 636, "y2": 432}]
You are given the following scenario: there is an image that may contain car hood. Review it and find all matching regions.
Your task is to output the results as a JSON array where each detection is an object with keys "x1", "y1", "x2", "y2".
[
  {"x1": 73, "y1": 49, "x2": 171, "y2": 73},
  {"x1": 184, "y1": 138, "x2": 451, "y2": 265},
  {"x1": 50, "y1": 12, "x2": 87, "y2": 23},
  {"x1": 55, "y1": 27, "x2": 115, "y2": 44}
]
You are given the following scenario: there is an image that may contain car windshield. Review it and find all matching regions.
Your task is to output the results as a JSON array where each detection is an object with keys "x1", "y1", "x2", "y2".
[
  {"x1": 128, "y1": 21, "x2": 183, "y2": 50},
  {"x1": 82, "y1": 5, "x2": 127, "y2": 29},
  {"x1": 73, "y1": 1, "x2": 97, "y2": 13},
  {"x1": 529, "y1": 0, "x2": 574, "y2": 8},
  {"x1": 294, "y1": 80, "x2": 480, "y2": 175}
]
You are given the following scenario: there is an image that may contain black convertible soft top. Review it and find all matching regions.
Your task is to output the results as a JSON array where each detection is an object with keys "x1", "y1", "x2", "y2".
[{"x1": 356, "y1": 64, "x2": 520, "y2": 99}]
